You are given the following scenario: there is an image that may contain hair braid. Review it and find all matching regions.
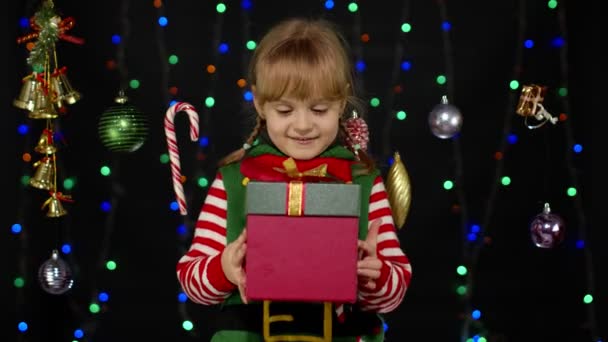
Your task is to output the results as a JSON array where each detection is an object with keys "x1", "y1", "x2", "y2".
[{"x1": 218, "y1": 116, "x2": 266, "y2": 166}]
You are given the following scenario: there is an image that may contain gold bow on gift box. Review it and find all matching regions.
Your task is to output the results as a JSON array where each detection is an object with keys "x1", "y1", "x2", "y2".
[{"x1": 273, "y1": 158, "x2": 328, "y2": 179}]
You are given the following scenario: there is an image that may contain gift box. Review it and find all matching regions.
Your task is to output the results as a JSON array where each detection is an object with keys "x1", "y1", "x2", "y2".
[{"x1": 245, "y1": 181, "x2": 361, "y2": 303}]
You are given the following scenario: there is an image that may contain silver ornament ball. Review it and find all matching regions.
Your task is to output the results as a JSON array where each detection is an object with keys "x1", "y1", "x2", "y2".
[
  {"x1": 428, "y1": 95, "x2": 463, "y2": 139},
  {"x1": 38, "y1": 249, "x2": 74, "y2": 295}
]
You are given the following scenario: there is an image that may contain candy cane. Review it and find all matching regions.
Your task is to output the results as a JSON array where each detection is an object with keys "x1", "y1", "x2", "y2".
[{"x1": 164, "y1": 102, "x2": 199, "y2": 215}]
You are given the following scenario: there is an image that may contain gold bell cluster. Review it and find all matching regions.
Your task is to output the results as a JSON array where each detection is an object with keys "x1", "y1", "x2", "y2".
[
  {"x1": 14, "y1": 0, "x2": 82, "y2": 218},
  {"x1": 27, "y1": 129, "x2": 73, "y2": 218},
  {"x1": 13, "y1": 67, "x2": 81, "y2": 120}
]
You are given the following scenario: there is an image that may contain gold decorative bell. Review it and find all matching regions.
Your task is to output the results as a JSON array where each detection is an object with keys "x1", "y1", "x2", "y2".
[
  {"x1": 51, "y1": 68, "x2": 81, "y2": 106},
  {"x1": 28, "y1": 91, "x2": 58, "y2": 120},
  {"x1": 516, "y1": 84, "x2": 547, "y2": 117},
  {"x1": 34, "y1": 129, "x2": 57, "y2": 154},
  {"x1": 44, "y1": 193, "x2": 68, "y2": 218},
  {"x1": 30, "y1": 157, "x2": 54, "y2": 190},
  {"x1": 13, "y1": 75, "x2": 41, "y2": 111}
]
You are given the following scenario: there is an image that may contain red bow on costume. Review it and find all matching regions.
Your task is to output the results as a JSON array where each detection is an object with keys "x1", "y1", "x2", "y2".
[{"x1": 241, "y1": 155, "x2": 354, "y2": 183}]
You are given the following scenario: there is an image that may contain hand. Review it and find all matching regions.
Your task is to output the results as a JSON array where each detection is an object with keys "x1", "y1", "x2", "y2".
[
  {"x1": 221, "y1": 228, "x2": 248, "y2": 303},
  {"x1": 357, "y1": 219, "x2": 383, "y2": 291}
]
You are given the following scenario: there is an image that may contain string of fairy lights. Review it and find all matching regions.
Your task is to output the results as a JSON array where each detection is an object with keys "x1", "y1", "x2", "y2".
[
  {"x1": 151, "y1": 0, "x2": 196, "y2": 337},
  {"x1": 154, "y1": 0, "x2": 232, "y2": 337},
  {"x1": 457, "y1": 0, "x2": 530, "y2": 338},
  {"x1": 13, "y1": 1, "x2": 37, "y2": 328},
  {"x1": 554, "y1": 2, "x2": 598, "y2": 340},
  {"x1": 379, "y1": 0, "x2": 411, "y2": 158},
  {"x1": 70, "y1": 0, "x2": 144, "y2": 339},
  {"x1": 428, "y1": 0, "x2": 477, "y2": 339}
]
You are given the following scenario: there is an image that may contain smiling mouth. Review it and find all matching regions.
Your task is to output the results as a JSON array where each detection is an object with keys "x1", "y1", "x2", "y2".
[
  {"x1": 290, "y1": 137, "x2": 317, "y2": 145},
  {"x1": 291, "y1": 137, "x2": 317, "y2": 142}
]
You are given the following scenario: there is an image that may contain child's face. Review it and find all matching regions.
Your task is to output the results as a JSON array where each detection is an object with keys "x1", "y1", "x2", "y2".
[{"x1": 256, "y1": 96, "x2": 343, "y2": 160}]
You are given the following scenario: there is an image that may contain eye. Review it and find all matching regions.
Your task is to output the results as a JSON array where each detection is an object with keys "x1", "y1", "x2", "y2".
[
  {"x1": 312, "y1": 107, "x2": 328, "y2": 114},
  {"x1": 274, "y1": 106, "x2": 292, "y2": 115}
]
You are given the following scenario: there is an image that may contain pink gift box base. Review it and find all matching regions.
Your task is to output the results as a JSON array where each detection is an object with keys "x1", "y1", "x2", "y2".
[{"x1": 245, "y1": 215, "x2": 359, "y2": 303}]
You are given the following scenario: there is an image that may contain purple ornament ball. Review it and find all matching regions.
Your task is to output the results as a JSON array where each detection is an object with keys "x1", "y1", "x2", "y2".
[{"x1": 530, "y1": 203, "x2": 566, "y2": 248}]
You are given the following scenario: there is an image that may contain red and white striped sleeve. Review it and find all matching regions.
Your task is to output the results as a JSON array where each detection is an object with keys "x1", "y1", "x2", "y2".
[
  {"x1": 176, "y1": 173, "x2": 236, "y2": 305},
  {"x1": 358, "y1": 175, "x2": 412, "y2": 313}
]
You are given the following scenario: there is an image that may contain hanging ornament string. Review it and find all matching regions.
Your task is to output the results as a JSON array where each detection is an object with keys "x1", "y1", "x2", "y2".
[
  {"x1": 555, "y1": 3, "x2": 598, "y2": 339},
  {"x1": 165, "y1": 102, "x2": 200, "y2": 215},
  {"x1": 381, "y1": 0, "x2": 410, "y2": 158}
]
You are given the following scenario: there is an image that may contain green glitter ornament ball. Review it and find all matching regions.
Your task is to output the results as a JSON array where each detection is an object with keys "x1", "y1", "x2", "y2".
[{"x1": 98, "y1": 94, "x2": 148, "y2": 152}]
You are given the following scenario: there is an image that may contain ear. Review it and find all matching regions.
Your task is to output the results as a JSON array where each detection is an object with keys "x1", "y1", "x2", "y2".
[{"x1": 251, "y1": 85, "x2": 264, "y2": 119}]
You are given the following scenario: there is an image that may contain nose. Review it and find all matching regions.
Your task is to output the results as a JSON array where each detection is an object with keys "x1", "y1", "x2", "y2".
[{"x1": 292, "y1": 110, "x2": 313, "y2": 133}]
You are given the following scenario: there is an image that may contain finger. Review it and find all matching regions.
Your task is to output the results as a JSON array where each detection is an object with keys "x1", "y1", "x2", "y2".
[
  {"x1": 357, "y1": 258, "x2": 382, "y2": 270},
  {"x1": 357, "y1": 268, "x2": 381, "y2": 280},
  {"x1": 358, "y1": 240, "x2": 374, "y2": 258},
  {"x1": 234, "y1": 243, "x2": 247, "y2": 265},
  {"x1": 238, "y1": 283, "x2": 248, "y2": 304},
  {"x1": 234, "y1": 228, "x2": 247, "y2": 246},
  {"x1": 365, "y1": 219, "x2": 381, "y2": 255},
  {"x1": 366, "y1": 219, "x2": 381, "y2": 244},
  {"x1": 364, "y1": 280, "x2": 376, "y2": 290}
]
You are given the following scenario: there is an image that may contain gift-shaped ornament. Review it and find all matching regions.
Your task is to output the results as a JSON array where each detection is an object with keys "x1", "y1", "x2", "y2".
[{"x1": 245, "y1": 181, "x2": 361, "y2": 303}]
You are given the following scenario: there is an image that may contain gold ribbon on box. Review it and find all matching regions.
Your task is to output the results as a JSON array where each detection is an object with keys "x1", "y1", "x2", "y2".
[
  {"x1": 274, "y1": 157, "x2": 328, "y2": 179},
  {"x1": 274, "y1": 157, "x2": 329, "y2": 216},
  {"x1": 287, "y1": 181, "x2": 304, "y2": 216}
]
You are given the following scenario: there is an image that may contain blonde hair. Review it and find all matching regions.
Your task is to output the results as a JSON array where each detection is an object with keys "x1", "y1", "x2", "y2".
[{"x1": 220, "y1": 17, "x2": 375, "y2": 173}]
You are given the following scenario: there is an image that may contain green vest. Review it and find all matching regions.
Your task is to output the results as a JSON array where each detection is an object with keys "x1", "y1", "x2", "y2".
[{"x1": 212, "y1": 146, "x2": 384, "y2": 341}]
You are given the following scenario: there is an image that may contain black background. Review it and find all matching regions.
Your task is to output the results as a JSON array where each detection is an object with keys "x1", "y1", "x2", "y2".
[{"x1": 2, "y1": 1, "x2": 601, "y2": 341}]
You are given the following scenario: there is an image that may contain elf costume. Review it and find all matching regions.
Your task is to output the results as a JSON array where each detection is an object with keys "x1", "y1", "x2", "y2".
[{"x1": 176, "y1": 142, "x2": 412, "y2": 341}]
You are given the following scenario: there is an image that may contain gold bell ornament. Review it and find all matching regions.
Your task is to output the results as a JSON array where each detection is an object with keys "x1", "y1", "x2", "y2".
[
  {"x1": 50, "y1": 67, "x2": 81, "y2": 108},
  {"x1": 29, "y1": 89, "x2": 58, "y2": 120},
  {"x1": 13, "y1": 74, "x2": 42, "y2": 111},
  {"x1": 516, "y1": 84, "x2": 558, "y2": 129},
  {"x1": 30, "y1": 156, "x2": 55, "y2": 190},
  {"x1": 34, "y1": 128, "x2": 57, "y2": 154},
  {"x1": 41, "y1": 191, "x2": 72, "y2": 218},
  {"x1": 386, "y1": 151, "x2": 412, "y2": 229}
]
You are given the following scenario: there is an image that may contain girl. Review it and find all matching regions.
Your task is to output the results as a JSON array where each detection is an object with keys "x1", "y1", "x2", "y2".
[{"x1": 176, "y1": 17, "x2": 412, "y2": 341}]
